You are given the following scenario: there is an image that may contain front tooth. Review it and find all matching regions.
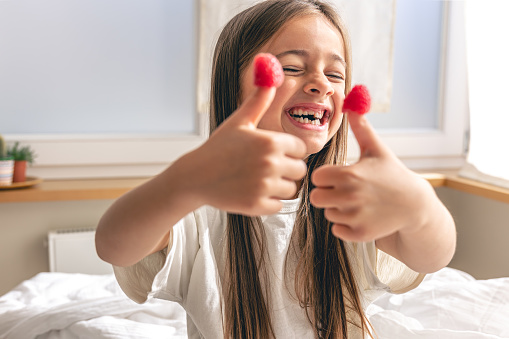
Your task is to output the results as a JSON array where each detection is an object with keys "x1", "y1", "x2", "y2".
[{"x1": 303, "y1": 118, "x2": 310, "y2": 124}]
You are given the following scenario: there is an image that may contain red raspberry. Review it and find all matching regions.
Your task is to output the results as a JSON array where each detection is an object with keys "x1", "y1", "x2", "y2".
[
  {"x1": 253, "y1": 53, "x2": 284, "y2": 88},
  {"x1": 342, "y1": 85, "x2": 371, "y2": 115}
]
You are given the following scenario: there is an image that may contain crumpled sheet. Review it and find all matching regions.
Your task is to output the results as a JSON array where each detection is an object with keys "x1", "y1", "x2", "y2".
[
  {"x1": 0, "y1": 273, "x2": 187, "y2": 339},
  {"x1": 367, "y1": 268, "x2": 509, "y2": 338},
  {"x1": 1, "y1": 268, "x2": 508, "y2": 338}
]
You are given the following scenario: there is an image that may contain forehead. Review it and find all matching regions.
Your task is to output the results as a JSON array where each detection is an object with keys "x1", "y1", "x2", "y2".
[{"x1": 263, "y1": 14, "x2": 345, "y2": 60}]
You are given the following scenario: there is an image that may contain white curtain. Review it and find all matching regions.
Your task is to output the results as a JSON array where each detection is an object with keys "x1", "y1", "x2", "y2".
[
  {"x1": 197, "y1": 0, "x2": 397, "y2": 115},
  {"x1": 459, "y1": 0, "x2": 509, "y2": 188}
]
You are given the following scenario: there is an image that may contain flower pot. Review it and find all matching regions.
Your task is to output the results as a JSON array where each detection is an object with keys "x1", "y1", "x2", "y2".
[
  {"x1": 13, "y1": 160, "x2": 27, "y2": 183},
  {"x1": 0, "y1": 157, "x2": 14, "y2": 186}
]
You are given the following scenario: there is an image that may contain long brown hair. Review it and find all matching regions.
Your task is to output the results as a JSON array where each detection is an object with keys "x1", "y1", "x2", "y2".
[{"x1": 209, "y1": 1, "x2": 370, "y2": 337}]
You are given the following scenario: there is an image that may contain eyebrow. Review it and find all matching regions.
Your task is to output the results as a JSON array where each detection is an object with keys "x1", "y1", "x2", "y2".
[{"x1": 275, "y1": 49, "x2": 346, "y2": 67}]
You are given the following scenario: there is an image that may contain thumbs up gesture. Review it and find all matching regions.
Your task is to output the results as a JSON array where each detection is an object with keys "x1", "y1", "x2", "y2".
[
  {"x1": 310, "y1": 87, "x2": 435, "y2": 243},
  {"x1": 181, "y1": 54, "x2": 307, "y2": 216}
]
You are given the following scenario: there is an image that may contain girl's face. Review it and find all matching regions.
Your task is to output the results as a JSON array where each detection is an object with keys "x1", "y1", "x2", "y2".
[{"x1": 241, "y1": 14, "x2": 346, "y2": 157}]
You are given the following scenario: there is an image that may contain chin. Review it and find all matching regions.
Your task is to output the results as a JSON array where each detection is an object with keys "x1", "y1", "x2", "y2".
[{"x1": 304, "y1": 143, "x2": 326, "y2": 157}]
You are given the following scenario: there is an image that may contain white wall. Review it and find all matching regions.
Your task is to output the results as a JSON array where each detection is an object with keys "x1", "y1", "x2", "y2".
[
  {"x1": 1, "y1": 189, "x2": 508, "y2": 296},
  {"x1": 437, "y1": 188, "x2": 509, "y2": 279},
  {"x1": 0, "y1": 199, "x2": 114, "y2": 295}
]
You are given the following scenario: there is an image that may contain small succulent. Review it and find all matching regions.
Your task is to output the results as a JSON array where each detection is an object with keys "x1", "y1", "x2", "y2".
[{"x1": 8, "y1": 141, "x2": 36, "y2": 164}]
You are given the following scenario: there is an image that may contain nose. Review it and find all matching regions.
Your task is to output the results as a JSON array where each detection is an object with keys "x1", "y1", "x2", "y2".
[{"x1": 303, "y1": 73, "x2": 334, "y2": 97}]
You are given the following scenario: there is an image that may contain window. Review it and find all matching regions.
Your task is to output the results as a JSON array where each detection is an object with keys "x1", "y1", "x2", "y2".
[
  {"x1": 348, "y1": 1, "x2": 467, "y2": 169},
  {"x1": 0, "y1": 0, "x2": 466, "y2": 179}
]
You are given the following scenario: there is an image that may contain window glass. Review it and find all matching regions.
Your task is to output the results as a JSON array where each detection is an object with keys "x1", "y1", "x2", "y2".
[
  {"x1": 368, "y1": 0, "x2": 443, "y2": 130},
  {"x1": 0, "y1": 0, "x2": 196, "y2": 134}
]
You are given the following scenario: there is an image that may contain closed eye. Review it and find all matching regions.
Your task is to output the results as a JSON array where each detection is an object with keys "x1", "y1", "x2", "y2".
[
  {"x1": 327, "y1": 73, "x2": 345, "y2": 82},
  {"x1": 282, "y1": 67, "x2": 302, "y2": 74}
]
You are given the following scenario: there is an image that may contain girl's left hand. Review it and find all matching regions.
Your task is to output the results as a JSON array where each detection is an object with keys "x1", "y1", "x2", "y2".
[{"x1": 309, "y1": 112, "x2": 435, "y2": 243}]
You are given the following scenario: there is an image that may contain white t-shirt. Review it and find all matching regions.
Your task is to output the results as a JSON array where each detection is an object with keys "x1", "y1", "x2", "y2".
[{"x1": 114, "y1": 198, "x2": 424, "y2": 338}]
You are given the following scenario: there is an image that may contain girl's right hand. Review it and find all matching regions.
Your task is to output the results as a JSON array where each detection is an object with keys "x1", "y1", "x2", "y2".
[{"x1": 176, "y1": 86, "x2": 307, "y2": 216}]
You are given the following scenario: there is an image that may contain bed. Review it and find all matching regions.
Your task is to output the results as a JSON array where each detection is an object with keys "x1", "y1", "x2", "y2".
[{"x1": 1, "y1": 267, "x2": 508, "y2": 338}]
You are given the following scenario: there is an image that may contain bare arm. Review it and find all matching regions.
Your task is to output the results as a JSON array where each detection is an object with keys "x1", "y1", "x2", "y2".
[
  {"x1": 310, "y1": 113, "x2": 456, "y2": 274},
  {"x1": 374, "y1": 174, "x2": 456, "y2": 273},
  {"x1": 95, "y1": 157, "x2": 203, "y2": 267},
  {"x1": 96, "y1": 85, "x2": 307, "y2": 267}
]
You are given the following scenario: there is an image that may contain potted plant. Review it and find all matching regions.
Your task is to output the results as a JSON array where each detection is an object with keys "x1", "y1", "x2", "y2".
[
  {"x1": 0, "y1": 134, "x2": 14, "y2": 186},
  {"x1": 7, "y1": 141, "x2": 36, "y2": 183}
]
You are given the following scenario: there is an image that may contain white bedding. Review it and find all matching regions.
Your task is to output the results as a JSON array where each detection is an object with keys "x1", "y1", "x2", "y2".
[{"x1": 0, "y1": 268, "x2": 508, "y2": 338}]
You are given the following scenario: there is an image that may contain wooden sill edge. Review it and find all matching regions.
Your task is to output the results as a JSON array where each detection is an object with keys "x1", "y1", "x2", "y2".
[{"x1": 1, "y1": 172, "x2": 509, "y2": 204}]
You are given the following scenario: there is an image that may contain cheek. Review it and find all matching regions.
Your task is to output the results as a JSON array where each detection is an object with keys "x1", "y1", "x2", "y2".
[
  {"x1": 257, "y1": 81, "x2": 296, "y2": 130},
  {"x1": 329, "y1": 113, "x2": 344, "y2": 136},
  {"x1": 256, "y1": 104, "x2": 282, "y2": 131}
]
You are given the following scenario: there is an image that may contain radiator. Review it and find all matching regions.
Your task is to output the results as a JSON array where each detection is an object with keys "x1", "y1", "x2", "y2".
[{"x1": 47, "y1": 228, "x2": 113, "y2": 275}]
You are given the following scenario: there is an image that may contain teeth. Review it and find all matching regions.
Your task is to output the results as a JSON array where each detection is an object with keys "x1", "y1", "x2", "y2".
[
  {"x1": 290, "y1": 108, "x2": 324, "y2": 117},
  {"x1": 291, "y1": 115, "x2": 322, "y2": 125},
  {"x1": 314, "y1": 111, "x2": 324, "y2": 119},
  {"x1": 289, "y1": 108, "x2": 327, "y2": 125}
]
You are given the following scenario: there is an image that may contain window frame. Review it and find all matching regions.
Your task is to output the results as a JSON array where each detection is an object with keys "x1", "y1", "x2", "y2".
[
  {"x1": 347, "y1": 1, "x2": 468, "y2": 170},
  {"x1": 4, "y1": 1, "x2": 467, "y2": 180}
]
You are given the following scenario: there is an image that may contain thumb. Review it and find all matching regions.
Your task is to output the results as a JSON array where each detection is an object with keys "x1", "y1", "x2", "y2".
[
  {"x1": 347, "y1": 112, "x2": 385, "y2": 158},
  {"x1": 228, "y1": 86, "x2": 276, "y2": 128},
  {"x1": 227, "y1": 53, "x2": 283, "y2": 128}
]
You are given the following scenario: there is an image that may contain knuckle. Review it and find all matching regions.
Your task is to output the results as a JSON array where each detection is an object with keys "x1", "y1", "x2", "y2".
[
  {"x1": 258, "y1": 135, "x2": 279, "y2": 153},
  {"x1": 342, "y1": 168, "x2": 361, "y2": 182},
  {"x1": 283, "y1": 181, "x2": 298, "y2": 199},
  {"x1": 260, "y1": 155, "x2": 279, "y2": 171},
  {"x1": 251, "y1": 177, "x2": 272, "y2": 197},
  {"x1": 298, "y1": 160, "x2": 308, "y2": 177}
]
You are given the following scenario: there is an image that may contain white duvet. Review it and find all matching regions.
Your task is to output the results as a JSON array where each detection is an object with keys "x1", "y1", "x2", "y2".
[{"x1": 0, "y1": 268, "x2": 508, "y2": 338}]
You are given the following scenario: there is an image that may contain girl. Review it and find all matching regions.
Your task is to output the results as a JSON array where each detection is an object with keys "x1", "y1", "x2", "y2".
[{"x1": 96, "y1": 0, "x2": 456, "y2": 338}]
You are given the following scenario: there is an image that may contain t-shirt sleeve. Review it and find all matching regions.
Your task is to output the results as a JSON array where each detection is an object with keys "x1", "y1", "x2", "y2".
[
  {"x1": 353, "y1": 242, "x2": 425, "y2": 304},
  {"x1": 113, "y1": 209, "x2": 201, "y2": 304},
  {"x1": 374, "y1": 248, "x2": 426, "y2": 294}
]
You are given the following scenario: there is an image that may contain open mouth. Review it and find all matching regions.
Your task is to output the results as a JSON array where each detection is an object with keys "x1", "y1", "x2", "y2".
[{"x1": 288, "y1": 107, "x2": 331, "y2": 126}]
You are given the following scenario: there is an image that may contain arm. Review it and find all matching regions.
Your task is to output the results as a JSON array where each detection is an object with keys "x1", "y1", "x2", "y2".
[
  {"x1": 95, "y1": 156, "x2": 203, "y2": 267},
  {"x1": 374, "y1": 173, "x2": 456, "y2": 273},
  {"x1": 96, "y1": 86, "x2": 307, "y2": 267},
  {"x1": 310, "y1": 113, "x2": 456, "y2": 274}
]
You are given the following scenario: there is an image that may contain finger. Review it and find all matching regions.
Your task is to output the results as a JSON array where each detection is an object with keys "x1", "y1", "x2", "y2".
[
  {"x1": 270, "y1": 179, "x2": 299, "y2": 200},
  {"x1": 272, "y1": 132, "x2": 307, "y2": 160},
  {"x1": 347, "y1": 112, "x2": 386, "y2": 158},
  {"x1": 310, "y1": 187, "x2": 340, "y2": 208},
  {"x1": 279, "y1": 157, "x2": 307, "y2": 181},
  {"x1": 242, "y1": 197, "x2": 283, "y2": 216},
  {"x1": 311, "y1": 164, "x2": 339, "y2": 187},
  {"x1": 331, "y1": 224, "x2": 366, "y2": 242},
  {"x1": 310, "y1": 186, "x2": 360, "y2": 210},
  {"x1": 323, "y1": 206, "x2": 358, "y2": 224},
  {"x1": 228, "y1": 86, "x2": 276, "y2": 128},
  {"x1": 311, "y1": 164, "x2": 361, "y2": 190}
]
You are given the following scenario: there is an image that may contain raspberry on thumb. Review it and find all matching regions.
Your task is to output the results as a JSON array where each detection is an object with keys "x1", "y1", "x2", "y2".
[
  {"x1": 342, "y1": 85, "x2": 371, "y2": 115},
  {"x1": 254, "y1": 53, "x2": 284, "y2": 88}
]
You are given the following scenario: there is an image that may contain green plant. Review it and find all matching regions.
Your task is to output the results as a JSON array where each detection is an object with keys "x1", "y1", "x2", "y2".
[
  {"x1": 8, "y1": 141, "x2": 36, "y2": 164},
  {"x1": 0, "y1": 134, "x2": 11, "y2": 160}
]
